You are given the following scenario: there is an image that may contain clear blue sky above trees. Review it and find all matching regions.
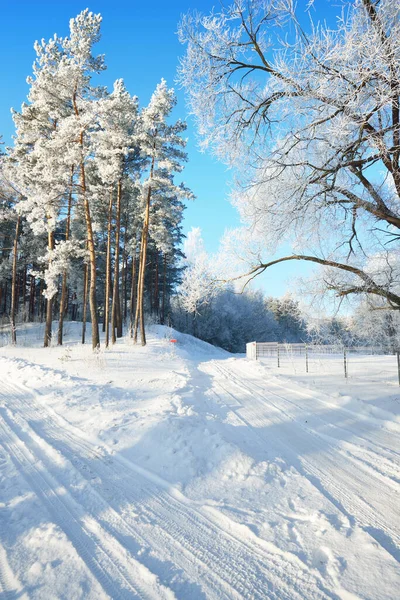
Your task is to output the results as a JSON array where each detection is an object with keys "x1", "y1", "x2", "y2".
[{"x1": 0, "y1": 0, "x2": 339, "y2": 297}]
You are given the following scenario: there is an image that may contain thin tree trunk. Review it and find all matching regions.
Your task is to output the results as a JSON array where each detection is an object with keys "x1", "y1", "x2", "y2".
[
  {"x1": 71, "y1": 293, "x2": 77, "y2": 321},
  {"x1": 139, "y1": 196, "x2": 151, "y2": 346},
  {"x1": 81, "y1": 261, "x2": 89, "y2": 344},
  {"x1": 129, "y1": 248, "x2": 137, "y2": 337},
  {"x1": 22, "y1": 264, "x2": 27, "y2": 321},
  {"x1": 39, "y1": 279, "x2": 44, "y2": 321},
  {"x1": 102, "y1": 230, "x2": 106, "y2": 333},
  {"x1": 65, "y1": 285, "x2": 69, "y2": 317},
  {"x1": 124, "y1": 256, "x2": 128, "y2": 321},
  {"x1": 135, "y1": 155, "x2": 155, "y2": 346},
  {"x1": 82, "y1": 166, "x2": 99, "y2": 349},
  {"x1": 29, "y1": 275, "x2": 35, "y2": 322},
  {"x1": 149, "y1": 254, "x2": 154, "y2": 314},
  {"x1": 105, "y1": 188, "x2": 113, "y2": 348},
  {"x1": 133, "y1": 226, "x2": 146, "y2": 343},
  {"x1": 154, "y1": 250, "x2": 159, "y2": 319},
  {"x1": 116, "y1": 285, "x2": 123, "y2": 338},
  {"x1": 58, "y1": 166, "x2": 74, "y2": 345},
  {"x1": 58, "y1": 276, "x2": 68, "y2": 344},
  {"x1": 0, "y1": 235, "x2": 10, "y2": 318},
  {"x1": 10, "y1": 216, "x2": 21, "y2": 345},
  {"x1": 111, "y1": 178, "x2": 122, "y2": 344},
  {"x1": 73, "y1": 92, "x2": 99, "y2": 349},
  {"x1": 161, "y1": 253, "x2": 167, "y2": 325},
  {"x1": 3, "y1": 281, "x2": 7, "y2": 315},
  {"x1": 15, "y1": 275, "x2": 20, "y2": 320},
  {"x1": 121, "y1": 220, "x2": 127, "y2": 322},
  {"x1": 44, "y1": 229, "x2": 55, "y2": 348}
]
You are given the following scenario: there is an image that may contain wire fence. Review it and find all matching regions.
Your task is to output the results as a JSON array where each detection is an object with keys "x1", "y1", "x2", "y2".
[{"x1": 246, "y1": 342, "x2": 400, "y2": 385}]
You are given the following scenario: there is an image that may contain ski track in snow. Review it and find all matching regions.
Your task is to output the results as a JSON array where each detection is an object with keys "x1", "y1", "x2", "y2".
[
  {"x1": 201, "y1": 359, "x2": 400, "y2": 564},
  {"x1": 0, "y1": 336, "x2": 399, "y2": 599},
  {"x1": 0, "y1": 399, "x2": 171, "y2": 600},
  {"x1": 0, "y1": 375, "x2": 338, "y2": 600}
]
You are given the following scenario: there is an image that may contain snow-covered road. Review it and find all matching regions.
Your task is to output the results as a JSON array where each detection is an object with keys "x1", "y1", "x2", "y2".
[
  {"x1": 203, "y1": 359, "x2": 400, "y2": 556},
  {"x1": 0, "y1": 326, "x2": 399, "y2": 599}
]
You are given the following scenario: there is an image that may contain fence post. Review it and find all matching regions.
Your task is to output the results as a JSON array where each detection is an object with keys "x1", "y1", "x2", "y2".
[
  {"x1": 344, "y1": 347, "x2": 348, "y2": 379},
  {"x1": 277, "y1": 344, "x2": 280, "y2": 368},
  {"x1": 255, "y1": 343, "x2": 258, "y2": 361},
  {"x1": 397, "y1": 351, "x2": 400, "y2": 386},
  {"x1": 305, "y1": 344, "x2": 308, "y2": 373}
]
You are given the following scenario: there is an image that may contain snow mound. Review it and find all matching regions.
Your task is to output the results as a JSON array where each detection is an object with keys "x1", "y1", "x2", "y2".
[{"x1": 151, "y1": 324, "x2": 231, "y2": 359}]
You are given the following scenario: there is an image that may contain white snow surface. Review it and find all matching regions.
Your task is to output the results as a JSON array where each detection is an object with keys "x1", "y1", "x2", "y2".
[{"x1": 0, "y1": 323, "x2": 399, "y2": 599}]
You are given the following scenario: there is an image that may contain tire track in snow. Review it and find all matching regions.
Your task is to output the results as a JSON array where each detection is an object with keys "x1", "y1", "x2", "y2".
[
  {"x1": 204, "y1": 360, "x2": 400, "y2": 564},
  {"x1": 0, "y1": 375, "x2": 338, "y2": 600}
]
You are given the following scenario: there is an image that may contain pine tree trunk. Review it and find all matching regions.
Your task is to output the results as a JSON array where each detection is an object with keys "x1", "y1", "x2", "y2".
[
  {"x1": 3, "y1": 281, "x2": 7, "y2": 315},
  {"x1": 124, "y1": 256, "x2": 128, "y2": 321},
  {"x1": 44, "y1": 295, "x2": 53, "y2": 347},
  {"x1": 134, "y1": 225, "x2": 148, "y2": 344},
  {"x1": 149, "y1": 254, "x2": 154, "y2": 314},
  {"x1": 105, "y1": 188, "x2": 114, "y2": 348},
  {"x1": 15, "y1": 274, "x2": 20, "y2": 320},
  {"x1": 71, "y1": 293, "x2": 77, "y2": 321},
  {"x1": 101, "y1": 229, "x2": 107, "y2": 334},
  {"x1": 22, "y1": 265, "x2": 27, "y2": 322},
  {"x1": 58, "y1": 167, "x2": 74, "y2": 345},
  {"x1": 134, "y1": 156, "x2": 155, "y2": 346},
  {"x1": 161, "y1": 253, "x2": 167, "y2": 325},
  {"x1": 10, "y1": 216, "x2": 21, "y2": 345},
  {"x1": 121, "y1": 221, "x2": 127, "y2": 322},
  {"x1": 129, "y1": 248, "x2": 137, "y2": 337},
  {"x1": 82, "y1": 169, "x2": 99, "y2": 349},
  {"x1": 116, "y1": 285, "x2": 123, "y2": 338},
  {"x1": 81, "y1": 261, "x2": 89, "y2": 344},
  {"x1": 154, "y1": 251, "x2": 159, "y2": 320},
  {"x1": 133, "y1": 227, "x2": 146, "y2": 343},
  {"x1": 111, "y1": 179, "x2": 122, "y2": 344},
  {"x1": 39, "y1": 279, "x2": 44, "y2": 321},
  {"x1": 29, "y1": 275, "x2": 35, "y2": 322},
  {"x1": 44, "y1": 229, "x2": 55, "y2": 348},
  {"x1": 58, "y1": 274, "x2": 68, "y2": 344},
  {"x1": 73, "y1": 93, "x2": 99, "y2": 349},
  {"x1": 139, "y1": 194, "x2": 151, "y2": 346}
]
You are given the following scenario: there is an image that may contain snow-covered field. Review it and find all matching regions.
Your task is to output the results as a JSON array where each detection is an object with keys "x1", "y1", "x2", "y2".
[{"x1": 0, "y1": 323, "x2": 399, "y2": 600}]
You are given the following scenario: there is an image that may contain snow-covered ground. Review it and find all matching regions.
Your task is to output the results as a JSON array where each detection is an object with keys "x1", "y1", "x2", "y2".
[{"x1": 0, "y1": 323, "x2": 399, "y2": 599}]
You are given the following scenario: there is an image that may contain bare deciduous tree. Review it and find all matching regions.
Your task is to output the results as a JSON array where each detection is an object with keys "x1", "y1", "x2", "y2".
[{"x1": 179, "y1": 0, "x2": 400, "y2": 309}]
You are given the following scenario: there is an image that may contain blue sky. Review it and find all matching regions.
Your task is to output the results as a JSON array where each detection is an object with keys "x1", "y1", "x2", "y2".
[{"x1": 0, "y1": 0, "x2": 340, "y2": 298}]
